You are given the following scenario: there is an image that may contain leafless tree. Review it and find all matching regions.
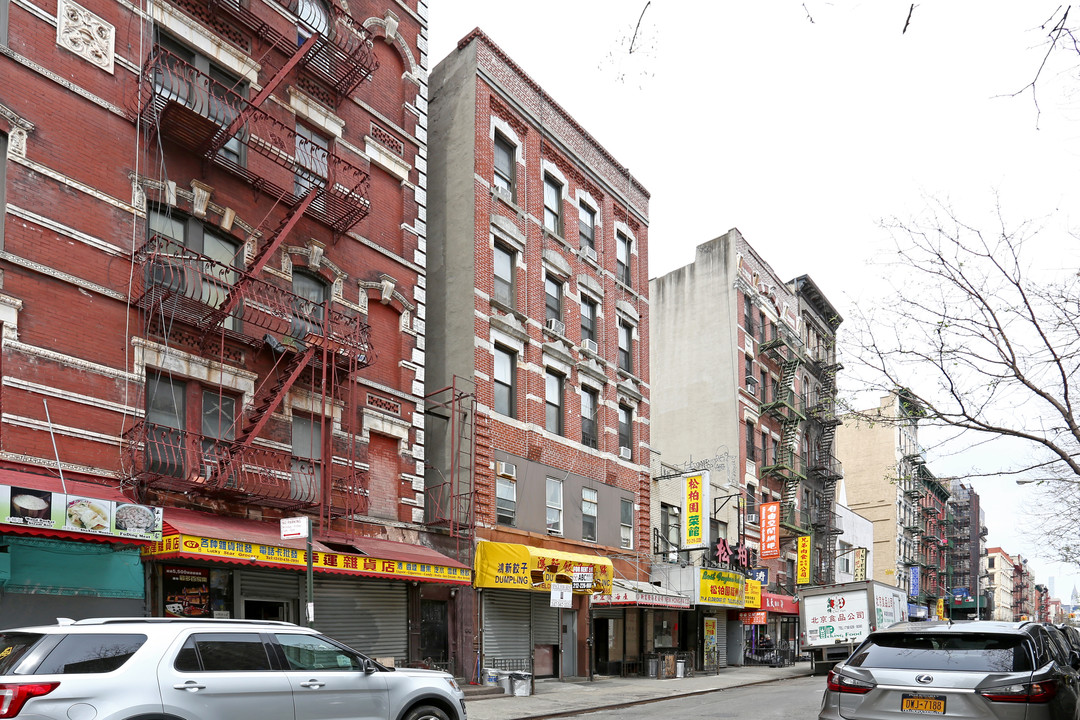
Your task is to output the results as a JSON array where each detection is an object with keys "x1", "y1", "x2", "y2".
[{"x1": 843, "y1": 199, "x2": 1080, "y2": 494}]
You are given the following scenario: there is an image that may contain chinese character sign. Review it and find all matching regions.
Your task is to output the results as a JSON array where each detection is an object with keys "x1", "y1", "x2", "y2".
[
  {"x1": 683, "y1": 471, "x2": 709, "y2": 549},
  {"x1": 796, "y1": 535, "x2": 811, "y2": 585},
  {"x1": 744, "y1": 579, "x2": 761, "y2": 609},
  {"x1": 760, "y1": 501, "x2": 781, "y2": 559},
  {"x1": 698, "y1": 568, "x2": 745, "y2": 607},
  {"x1": 909, "y1": 566, "x2": 921, "y2": 598},
  {"x1": 853, "y1": 547, "x2": 867, "y2": 582},
  {"x1": 936, "y1": 597, "x2": 945, "y2": 620}
]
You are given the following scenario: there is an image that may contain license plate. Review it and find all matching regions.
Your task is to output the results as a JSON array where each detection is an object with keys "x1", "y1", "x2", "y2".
[{"x1": 901, "y1": 694, "x2": 946, "y2": 714}]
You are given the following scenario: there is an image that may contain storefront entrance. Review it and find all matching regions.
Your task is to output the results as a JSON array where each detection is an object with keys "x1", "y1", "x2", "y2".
[
  {"x1": 244, "y1": 598, "x2": 291, "y2": 622},
  {"x1": 420, "y1": 599, "x2": 449, "y2": 666},
  {"x1": 561, "y1": 609, "x2": 577, "y2": 677}
]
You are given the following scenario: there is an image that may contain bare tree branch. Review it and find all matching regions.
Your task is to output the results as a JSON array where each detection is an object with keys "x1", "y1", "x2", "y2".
[{"x1": 903, "y1": 4, "x2": 916, "y2": 34}]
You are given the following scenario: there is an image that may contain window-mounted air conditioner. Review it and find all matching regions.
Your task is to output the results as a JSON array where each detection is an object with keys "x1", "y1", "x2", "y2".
[
  {"x1": 745, "y1": 512, "x2": 760, "y2": 525},
  {"x1": 582, "y1": 246, "x2": 598, "y2": 262},
  {"x1": 496, "y1": 461, "x2": 517, "y2": 480},
  {"x1": 546, "y1": 318, "x2": 566, "y2": 335},
  {"x1": 619, "y1": 446, "x2": 632, "y2": 460},
  {"x1": 582, "y1": 338, "x2": 598, "y2": 353}
]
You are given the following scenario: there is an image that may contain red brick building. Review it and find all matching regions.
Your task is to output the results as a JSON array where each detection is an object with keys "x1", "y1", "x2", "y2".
[
  {"x1": 428, "y1": 30, "x2": 651, "y2": 680},
  {"x1": 0, "y1": 0, "x2": 464, "y2": 667}
]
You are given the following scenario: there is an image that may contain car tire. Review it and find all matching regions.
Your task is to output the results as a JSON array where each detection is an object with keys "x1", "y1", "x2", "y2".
[{"x1": 403, "y1": 705, "x2": 450, "y2": 720}]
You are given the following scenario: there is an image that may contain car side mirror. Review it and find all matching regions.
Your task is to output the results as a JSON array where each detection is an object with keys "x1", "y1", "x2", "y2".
[{"x1": 362, "y1": 658, "x2": 378, "y2": 674}]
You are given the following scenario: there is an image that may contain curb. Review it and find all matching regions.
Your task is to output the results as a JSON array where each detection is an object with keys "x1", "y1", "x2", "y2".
[{"x1": 490, "y1": 670, "x2": 814, "y2": 720}]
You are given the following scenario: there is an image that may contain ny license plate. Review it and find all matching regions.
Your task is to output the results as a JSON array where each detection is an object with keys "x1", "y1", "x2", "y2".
[{"x1": 901, "y1": 694, "x2": 946, "y2": 714}]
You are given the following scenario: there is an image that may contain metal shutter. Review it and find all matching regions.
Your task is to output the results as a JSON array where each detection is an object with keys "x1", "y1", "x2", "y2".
[
  {"x1": 531, "y1": 593, "x2": 561, "y2": 645},
  {"x1": 591, "y1": 607, "x2": 623, "y2": 619},
  {"x1": 314, "y1": 576, "x2": 408, "y2": 661},
  {"x1": 483, "y1": 590, "x2": 531, "y2": 661},
  {"x1": 239, "y1": 569, "x2": 302, "y2": 600}
]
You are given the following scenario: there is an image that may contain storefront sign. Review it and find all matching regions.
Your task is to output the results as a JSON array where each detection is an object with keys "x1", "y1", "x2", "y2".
[
  {"x1": 1, "y1": 484, "x2": 162, "y2": 541},
  {"x1": 936, "y1": 597, "x2": 945, "y2": 620},
  {"x1": 760, "y1": 501, "x2": 780, "y2": 559},
  {"x1": 698, "y1": 568, "x2": 745, "y2": 607},
  {"x1": 853, "y1": 547, "x2": 867, "y2": 582},
  {"x1": 683, "y1": 471, "x2": 709, "y2": 549},
  {"x1": 474, "y1": 541, "x2": 612, "y2": 594},
  {"x1": 739, "y1": 610, "x2": 767, "y2": 625},
  {"x1": 704, "y1": 618, "x2": 717, "y2": 659},
  {"x1": 909, "y1": 566, "x2": 920, "y2": 598},
  {"x1": 144, "y1": 534, "x2": 472, "y2": 584},
  {"x1": 162, "y1": 565, "x2": 210, "y2": 617},
  {"x1": 572, "y1": 565, "x2": 594, "y2": 590},
  {"x1": 550, "y1": 583, "x2": 572, "y2": 608},
  {"x1": 796, "y1": 535, "x2": 811, "y2": 585},
  {"x1": 592, "y1": 579, "x2": 692, "y2": 609},
  {"x1": 748, "y1": 567, "x2": 769, "y2": 585},
  {"x1": 762, "y1": 592, "x2": 799, "y2": 614},
  {"x1": 744, "y1": 579, "x2": 761, "y2": 609}
]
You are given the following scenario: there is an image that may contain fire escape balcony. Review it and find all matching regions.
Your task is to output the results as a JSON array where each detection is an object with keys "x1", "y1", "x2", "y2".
[
  {"x1": 902, "y1": 484, "x2": 924, "y2": 500},
  {"x1": 760, "y1": 447, "x2": 807, "y2": 483},
  {"x1": 759, "y1": 386, "x2": 807, "y2": 423},
  {"x1": 812, "y1": 508, "x2": 844, "y2": 535},
  {"x1": 804, "y1": 391, "x2": 841, "y2": 426},
  {"x1": 138, "y1": 46, "x2": 370, "y2": 235},
  {"x1": 758, "y1": 331, "x2": 802, "y2": 363},
  {"x1": 133, "y1": 234, "x2": 373, "y2": 367},
  {"x1": 123, "y1": 421, "x2": 365, "y2": 515},
  {"x1": 808, "y1": 447, "x2": 843, "y2": 481},
  {"x1": 778, "y1": 502, "x2": 812, "y2": 535}
]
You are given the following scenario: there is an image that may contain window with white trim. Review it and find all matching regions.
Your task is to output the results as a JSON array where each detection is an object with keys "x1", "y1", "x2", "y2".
[
  {"x1": 496, "y1": 476, "x2": 516, "y2": 526},
  {"x1": 543, "y1": 174, "x2": 562, "y2": 235},
  {"x1": 493, "y1": 131, "x2": 516, "y2": 199},
  {"x1": 545, "y1": 369, "x2": 564, "y2": 435},
  {"x1": 620, "y1": 498, "x2": 633, "y2": 549},
  {"x1": 578, "y1": 200, "x2": 595, "y2": 251},
  {"x1": 547, "y1": 477, "x2": 563, "y2": 534},
  {"x1": 493, "y1": 345, "x2": 516, "y2": 418},
  {"x1": 582, "y1": 487, "x2": 598, "y2": 542},
  {"x1": 493, "y1": 243, "x2": 515, "y2": 307},
  {"x1": 616, "y1": 230, "x2": 631, "y2": 285}
]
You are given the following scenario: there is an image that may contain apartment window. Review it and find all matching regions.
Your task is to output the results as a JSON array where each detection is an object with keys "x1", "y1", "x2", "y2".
[
  {"x1": 759, "y1": 311, "x2": 766, "y2": 344},
  {"x1": 493, "y1": 345, "x2": 516, "y2": 417},
  {"x1": 545, "y1": 370, "x2": 564, "y2": 435},
  {"x1": 156, "y1": 34, "x2": 245, "y2": 166},
  {"x1": 546, "y1": 477, "x2": 563, "y2": 534},
  {"x1": 620, "y1": 498, "x2": 633, "y2": 549},
  {"x1": 618, "y1": 405, "x2": 632, "y2": 456},
  {"x1": 543, "y1": 174, "x2": 562, "y2": 234},
  {"x1": 745, "y1": 420, "x2": 755, "y2": 462},
  {"x1": 291, "y1": 413, "x2": 321, "y2": 503},
  {"x1": 988, "y1": 557, "x2": 995, "y2": 569},
  {"x1": 785, "y1": 559, "x2": 796, "y2": 591},
  {"x1": 617, "y1": 320, "x2": 633, "y2": 373},
  {"x1": 295, "y1": 0, "x2": 329, "y2": 40},
  {"x1": 761, "y1": 370, "x2": 769, "y2": 402},
  {"x1": 761, "y1": 430, "x2": 770, "y2": 464},
  {"x1": 0, "y1": 133, "x2": 6, "y2": 247},
  {"x1": 582, "y1": 488, "x2": 598, "y2": 542},
  {"x1": 581, "y1": 386, "x2": 598, "y2": 449},
  {"x1": 291, "y1": 271, "x2": 328, "y2": 340},
  {"x1": 580, "y1": 295, "x2": 597, "y2": 345},
  {"x1": 295, "y1": 124, "x2": 329, "y2": 198},
  {"x1": 660, "y1": 503, "x2": 680, "y2": 560},
  {"x1": 493, "y1": 132, "x2": 515, "y2": 197},
  {"x1": 616, "y1": 231, "x2": 631, "y2": 285},
  {"x1": 578, "y1": 201, "x2": 595, "y2": 251},
  {"x1": 745, "y1": 356, "x2": 754, "y2": 392},
  {"x1": 493, "y1": 243, "x2": 515, "y2": 307},
  {"x1": 545, "y1": 275, "x2": 563, "y2": 324},
  {"x1": 745, "y1": 486, "x2": 757, "y2": 515},
  {"x1": 145, "y1": 373, "x2": 237, "y2": 480},
  {"x1": 744, "y1": 296, "x2": 754, "y2": 337},
  {"x1": 496, "y1": 476, "x2": 516, "y2": 526}
]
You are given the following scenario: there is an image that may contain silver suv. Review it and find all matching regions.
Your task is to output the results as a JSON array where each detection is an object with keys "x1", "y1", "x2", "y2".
[
  {"x1": 820, "y1": 620, "x2": 1080, "y2": 720},
  {"x1": 0, "y1": 618, "x2": 466, "y2": 720}
]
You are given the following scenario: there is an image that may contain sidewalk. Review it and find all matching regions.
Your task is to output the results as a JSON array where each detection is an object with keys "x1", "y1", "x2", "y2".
[{"x1": 465, "y1": 663, "x2": 815, "y2": 720}]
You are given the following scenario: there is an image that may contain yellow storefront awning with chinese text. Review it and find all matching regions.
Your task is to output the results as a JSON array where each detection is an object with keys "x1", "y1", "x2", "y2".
[{"x1": 474, "y1": 541, "x2": 613, "y2": 594}]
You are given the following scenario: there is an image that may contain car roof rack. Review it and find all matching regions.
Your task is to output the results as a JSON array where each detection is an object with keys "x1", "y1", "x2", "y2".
[{"x1": 69, "y1": 617, "x2": 299, "y2": 626}]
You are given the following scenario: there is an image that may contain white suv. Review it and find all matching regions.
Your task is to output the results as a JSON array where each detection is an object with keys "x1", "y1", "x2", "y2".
[{"x1": 0, "y1": 618, "x2": 466, "y2": 720}]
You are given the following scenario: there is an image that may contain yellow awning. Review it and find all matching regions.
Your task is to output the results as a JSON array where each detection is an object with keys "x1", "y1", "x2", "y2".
[{"x1": 474, "y1": 541, "x2": 613, "y2": 594}]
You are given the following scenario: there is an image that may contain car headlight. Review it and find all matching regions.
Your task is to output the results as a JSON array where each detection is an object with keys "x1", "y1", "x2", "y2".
[{"x1": 443, "y1": 676, "x2": 461, "y2": 692}]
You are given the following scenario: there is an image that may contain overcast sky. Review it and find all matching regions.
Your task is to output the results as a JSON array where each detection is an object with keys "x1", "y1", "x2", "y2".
[{"x1": 427, "y1": 3, "x2": 1080, "y2": 598}]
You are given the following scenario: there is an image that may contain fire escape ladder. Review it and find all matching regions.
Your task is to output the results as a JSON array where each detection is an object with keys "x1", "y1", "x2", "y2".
[
  {"x1": 242, "y1": 345, "x2": 318, "y2": 446},
  {"x1": 199, "y1": 191, "x2": 317, "y2": 339}
]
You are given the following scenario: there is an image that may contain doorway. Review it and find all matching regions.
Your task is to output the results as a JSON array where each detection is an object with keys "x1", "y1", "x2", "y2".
[
  {"x1": 244, "y1": 599, "x2": 291, "y2": 622},
  {"x1": 561, "y1": 609, "x2": 577, "y2": 677},
  {"x1": 419, "y1": 599, "x2": 448, "y2": 666}
]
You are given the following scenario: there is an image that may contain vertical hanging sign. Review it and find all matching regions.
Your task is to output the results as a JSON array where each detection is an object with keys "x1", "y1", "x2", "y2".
[
  {"x1": 760, "y1": 501, "x2": 780, "y2": 559},
  {"x1": 910, "y1": 566, "x2": 921, "y2": 598},
  {"x1": 683, "y1": 471, "x2": 709, "y2": 550},
  {"x1": 853, "y1": 548, "x2": 867, "y2": 582},
  {"x1": 796, "y1": 535, "x2": 812, "y2": 585}
]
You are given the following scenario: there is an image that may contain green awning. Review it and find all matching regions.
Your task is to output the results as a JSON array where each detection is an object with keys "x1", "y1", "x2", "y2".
[{"x1": 1, "y1": 536, "x2": 144, "y2": 598}]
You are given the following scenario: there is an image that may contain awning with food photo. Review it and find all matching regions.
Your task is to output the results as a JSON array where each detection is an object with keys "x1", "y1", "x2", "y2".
[
  {"x1": 592, "y1": 578, "x2": 692, "y2": 609},
  {"x1": 474, "y1": 540, "x2": 613, "y2": 594}
]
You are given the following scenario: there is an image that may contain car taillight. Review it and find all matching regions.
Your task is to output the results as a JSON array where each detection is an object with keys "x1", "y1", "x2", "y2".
[
  {"x1": 980, "y1": 680, "x2": 1058, "y2": 703},
  {"x1": 0, "y1": 683, "x2": 59, "y2": 718},
  {"x1": 826, "y1": 670, "x2": 874, "y2": 694}
]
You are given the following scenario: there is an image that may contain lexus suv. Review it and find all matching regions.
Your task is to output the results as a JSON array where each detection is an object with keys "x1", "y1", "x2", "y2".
[
  {"x1": 820, "y1": 620, "x2": 1080, "y2": 720},
  {"x1": 0, "y1": 617, "x2": 466, "y2": 720}
]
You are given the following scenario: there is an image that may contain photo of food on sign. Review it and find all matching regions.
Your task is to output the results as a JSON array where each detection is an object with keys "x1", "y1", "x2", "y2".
[{"x1": 65, "y1": 497, "x2": 111, "y2": 531}]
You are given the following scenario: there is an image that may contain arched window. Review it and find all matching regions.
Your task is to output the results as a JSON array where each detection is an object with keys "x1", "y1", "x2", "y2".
[{"x1": 295, "y1": 0, "x2": 330, "y2": 42}]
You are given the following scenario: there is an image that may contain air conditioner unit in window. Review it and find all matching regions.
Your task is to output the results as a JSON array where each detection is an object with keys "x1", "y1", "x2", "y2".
[
  {"x1": 546, "y1": 318, "x2": 566, "y2": 335},
  {"x1": 495, "y1": 461, "x2": 517, "y2": 480},
  {"x1": 746, "y1": 377, "x2": 758, "y2": 396},
  {"x1": 582, "y1": 338, "x2": 598, "y2": 353},
  {"x1": 619, "y1": 446, "x2": 632, "y2": 460},
  {"x1": 745, "y1": 512, "x2": 760, "y2": 525},
  {"x1": 581, "y1": 246, "x2": 598, "y2": 262}
]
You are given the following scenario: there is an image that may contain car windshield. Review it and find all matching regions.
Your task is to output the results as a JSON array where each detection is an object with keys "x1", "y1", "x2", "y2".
[
  {"x1": 847, "y1": 633, "x2": 1033, "y2": 673},
  {"x1": 0, "y1": 633, "x2": 44, "y2": 675}
]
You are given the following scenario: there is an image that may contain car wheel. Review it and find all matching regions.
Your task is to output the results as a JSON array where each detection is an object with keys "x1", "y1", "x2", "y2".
[{"x1": 403, "y1": 705, "x2": 450, "y2": 720}]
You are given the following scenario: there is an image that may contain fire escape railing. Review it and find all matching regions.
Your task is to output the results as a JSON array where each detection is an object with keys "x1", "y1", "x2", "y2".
[
  {"x1": 138, "y1": 46, "x2": 370, "y2": 234},
  {"x1": 123, "y1": 421, "x2": 366, "y2": 515},
  {"x1": 133, "y1": 233, "x2": 373, "y2": 362}
]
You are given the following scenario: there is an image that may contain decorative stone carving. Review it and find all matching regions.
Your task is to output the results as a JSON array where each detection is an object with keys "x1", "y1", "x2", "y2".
[
  {"x1": 8, "y1": 128, "x2": 28, "y2": 158},
  {"x1": 56, "y1": 0, "x2": 115, "y2": 74},
  {"x1": 190, "y1": 180, "x2": 213, "y2": 218}
]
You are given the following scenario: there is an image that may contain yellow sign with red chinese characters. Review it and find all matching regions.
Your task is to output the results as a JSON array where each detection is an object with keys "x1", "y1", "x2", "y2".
[
  {"x1": 796, "y1": 535, "x2": 811, "y2": 585},
  {"x1": 937, "y1": 597, "x2": 945, "y2": 620},
  {"x1": 744, "y1": 578, "x2": 761, "y2": 609},
  {"x1": 698, "y1": 568, "x2": 745, "y2": 607},
  {"x1": 683, "y1": 471, "x2": 709, "y2": 549},
  {"x1": 473, "y1": 541, "x2": 613, "y2": 594},
  {"x1": 143, "y1": 534, "x2": 472, "y2": 584}
]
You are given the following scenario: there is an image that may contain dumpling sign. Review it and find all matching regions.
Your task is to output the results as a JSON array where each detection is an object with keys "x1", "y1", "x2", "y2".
[{"x1": 0, "y1": 484, "x2": 162, "y2": 541}]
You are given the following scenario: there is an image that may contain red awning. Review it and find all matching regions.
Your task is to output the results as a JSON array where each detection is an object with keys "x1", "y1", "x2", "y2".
[
  {"x1": 162, "y1": 507, "x2": 334, "y2": 553},
  {"x1": 0, "y1": 469, "x2": 150, "y2": 545},
  {"x1": 349, "y1": 536, "x2": 470, "y2": 570}
]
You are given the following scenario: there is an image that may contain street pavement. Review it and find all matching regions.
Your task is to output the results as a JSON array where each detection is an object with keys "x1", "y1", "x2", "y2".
[{"x1": 465, "y1": 663, "x2": 816, "y2": 720}]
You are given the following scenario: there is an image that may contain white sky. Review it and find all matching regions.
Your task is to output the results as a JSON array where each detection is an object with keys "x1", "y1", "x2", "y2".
[{"x1": 427, "y1": 2, "x2": 1080, "y2": 598}]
